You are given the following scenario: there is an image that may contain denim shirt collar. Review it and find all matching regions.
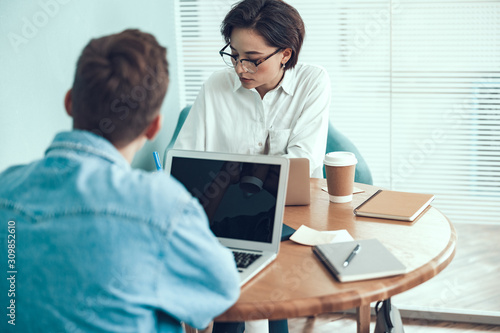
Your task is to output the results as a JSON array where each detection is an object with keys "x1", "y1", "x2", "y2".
[{"x1": 45, "y1": 130, "x2": 131, "y2": 170}]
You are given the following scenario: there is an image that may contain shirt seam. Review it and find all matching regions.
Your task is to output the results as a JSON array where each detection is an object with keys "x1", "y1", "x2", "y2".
[
  {"x1": 0, "y1": 199, "x2": 172, "y2": 236},
  {"x1": 45, "y1": 141, "x2": 129, "y2": 169}
]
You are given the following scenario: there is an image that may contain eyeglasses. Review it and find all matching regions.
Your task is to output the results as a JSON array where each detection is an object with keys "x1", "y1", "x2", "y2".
[{"x1": 219, "y1": 42, "x2": 283, "y2": 74}]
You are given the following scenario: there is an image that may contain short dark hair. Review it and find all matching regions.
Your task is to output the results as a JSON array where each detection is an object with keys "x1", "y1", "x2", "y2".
[
  {"x1": 71, "y1": 29, "x2": 169, "y2": 147},
  {"x1": 221, "y1": 0, "x2": 305, "y2": 71}
]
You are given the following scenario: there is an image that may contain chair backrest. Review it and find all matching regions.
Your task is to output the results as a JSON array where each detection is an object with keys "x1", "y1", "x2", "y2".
[
  {"x1": 325, "y1": 123, "x2": 373, "y2": 185},
  {"x1": 167, "y1": 105, "x2": 192, "y2": 150},
  {"x1": 166, "y1": 105, "x2": 373, "y2": 185}
]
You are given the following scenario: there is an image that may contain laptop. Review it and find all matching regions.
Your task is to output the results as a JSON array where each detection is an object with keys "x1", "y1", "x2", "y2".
[
  {"x1": 285, "y1": 158, "x2": 310, "y2": 206},
  {"x1": 165, "y1": 149, "x2": 290, "y2": 286}
]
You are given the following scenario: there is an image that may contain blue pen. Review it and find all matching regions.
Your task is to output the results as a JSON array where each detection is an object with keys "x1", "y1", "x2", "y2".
[{"x1": 153, "y1": 151, "x2": 162, "y2": 171}]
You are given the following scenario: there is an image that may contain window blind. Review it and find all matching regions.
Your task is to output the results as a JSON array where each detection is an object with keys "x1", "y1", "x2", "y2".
[{"x1": 175, "y1": 0, "x2": 500, "y2": 224}]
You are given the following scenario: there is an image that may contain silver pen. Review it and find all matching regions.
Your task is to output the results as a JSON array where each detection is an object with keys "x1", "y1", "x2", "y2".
[{"x1": 343, "y1": 244, "x2": 361, "y2": 267}]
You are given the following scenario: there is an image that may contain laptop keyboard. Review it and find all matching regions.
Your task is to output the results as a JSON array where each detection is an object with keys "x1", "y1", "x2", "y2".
[{"x1": 232, "y1": 251, "x2": 262, "y2": 269}]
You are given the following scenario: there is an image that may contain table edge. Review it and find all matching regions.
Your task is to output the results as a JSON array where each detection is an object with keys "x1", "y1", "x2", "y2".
[{"x1": 216, "y1": 209, "x2": 457, "y2": 321}]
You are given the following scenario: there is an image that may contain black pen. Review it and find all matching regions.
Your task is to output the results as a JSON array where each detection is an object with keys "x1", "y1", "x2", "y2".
[{"x1": 343, "y1": 244, "x2": 361, "y2": 267}]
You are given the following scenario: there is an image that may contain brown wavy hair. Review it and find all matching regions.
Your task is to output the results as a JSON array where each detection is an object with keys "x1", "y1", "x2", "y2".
[{"x1": 71, "y1": 29, "x2": 169, "y2": 147}]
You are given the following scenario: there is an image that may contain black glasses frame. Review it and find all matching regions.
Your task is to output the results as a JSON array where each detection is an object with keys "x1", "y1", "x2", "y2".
[{"x1": 219, "y1": 42, "x2": 283, "y2": 73}]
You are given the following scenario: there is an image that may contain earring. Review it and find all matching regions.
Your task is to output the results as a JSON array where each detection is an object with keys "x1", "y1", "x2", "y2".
[{"x1": 281, "y1": 63, "x2": 285, "y2": 69}]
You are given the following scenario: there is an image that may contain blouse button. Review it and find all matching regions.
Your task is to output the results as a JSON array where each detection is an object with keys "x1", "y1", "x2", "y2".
[{"x1": 258, "y1": 142, "x2": 263, "y2": 147}]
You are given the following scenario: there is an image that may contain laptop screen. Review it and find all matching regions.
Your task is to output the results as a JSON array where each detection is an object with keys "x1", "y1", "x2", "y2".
[{"x1": 170, "y1": 156, "x2": 281, "y2": 244}]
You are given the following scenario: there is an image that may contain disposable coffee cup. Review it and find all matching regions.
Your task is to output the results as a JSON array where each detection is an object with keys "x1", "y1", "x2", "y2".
[{"x1": 324, "y1": 152, "x2": 357, "y2": 203}]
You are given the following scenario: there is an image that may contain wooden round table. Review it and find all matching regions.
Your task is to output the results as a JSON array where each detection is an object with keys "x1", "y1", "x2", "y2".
[{"x1": 215, "y1": 179, "x2": 457, "y2": 333}]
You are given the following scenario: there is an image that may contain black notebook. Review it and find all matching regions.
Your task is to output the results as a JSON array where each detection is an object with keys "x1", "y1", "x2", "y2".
[{"x1": 313, "y1": 239, "x2": 407, "y2": 282}]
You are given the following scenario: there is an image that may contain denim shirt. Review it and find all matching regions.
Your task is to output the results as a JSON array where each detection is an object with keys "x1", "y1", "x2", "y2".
[{"x1": 0, "y1": 130, "x2": 240, "y2": 333}]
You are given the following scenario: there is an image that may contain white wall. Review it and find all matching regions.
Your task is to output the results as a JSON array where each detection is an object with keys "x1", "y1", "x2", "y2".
[{"x1": 0, "y1": 0, "x2": 181, "y2": 173}]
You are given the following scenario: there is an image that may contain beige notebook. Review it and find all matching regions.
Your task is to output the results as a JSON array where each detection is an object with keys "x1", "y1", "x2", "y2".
[{"x1": 353, "y1": 190, "x2": 435, "y2": 222}]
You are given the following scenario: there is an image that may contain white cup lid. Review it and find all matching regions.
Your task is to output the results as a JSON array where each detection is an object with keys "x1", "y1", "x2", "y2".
[{"x1": 324, "y1": 151, "x2": 358, "y2": 167}]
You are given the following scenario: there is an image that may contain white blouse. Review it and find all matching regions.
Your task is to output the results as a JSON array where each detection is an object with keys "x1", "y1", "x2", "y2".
[{"x1": 174, "y1": 63, "x2": 331, "y2": 178}]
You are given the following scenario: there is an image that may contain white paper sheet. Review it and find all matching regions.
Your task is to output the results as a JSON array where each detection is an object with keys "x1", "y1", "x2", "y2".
[{"x1": 289, "y1": 225, "x2": 354, "y2": 246}]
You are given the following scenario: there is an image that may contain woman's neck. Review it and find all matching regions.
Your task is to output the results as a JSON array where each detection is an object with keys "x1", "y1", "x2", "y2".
[{"x1": 256, "y1": 69, "x2": 285, "y2": 99}]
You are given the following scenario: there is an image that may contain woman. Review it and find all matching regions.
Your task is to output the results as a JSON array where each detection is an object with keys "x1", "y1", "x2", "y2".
[
  {"x1": 175, "y1": 0, "x2": 331, "y2": 332},
  {"x1": 175, "y1": 0, "x2": 331, "y2": 179}
]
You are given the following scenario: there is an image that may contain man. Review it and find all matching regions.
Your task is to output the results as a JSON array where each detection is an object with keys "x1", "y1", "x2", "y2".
[{"x1": 0, "y1": 29, "x2": 239, "y2": 333}]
